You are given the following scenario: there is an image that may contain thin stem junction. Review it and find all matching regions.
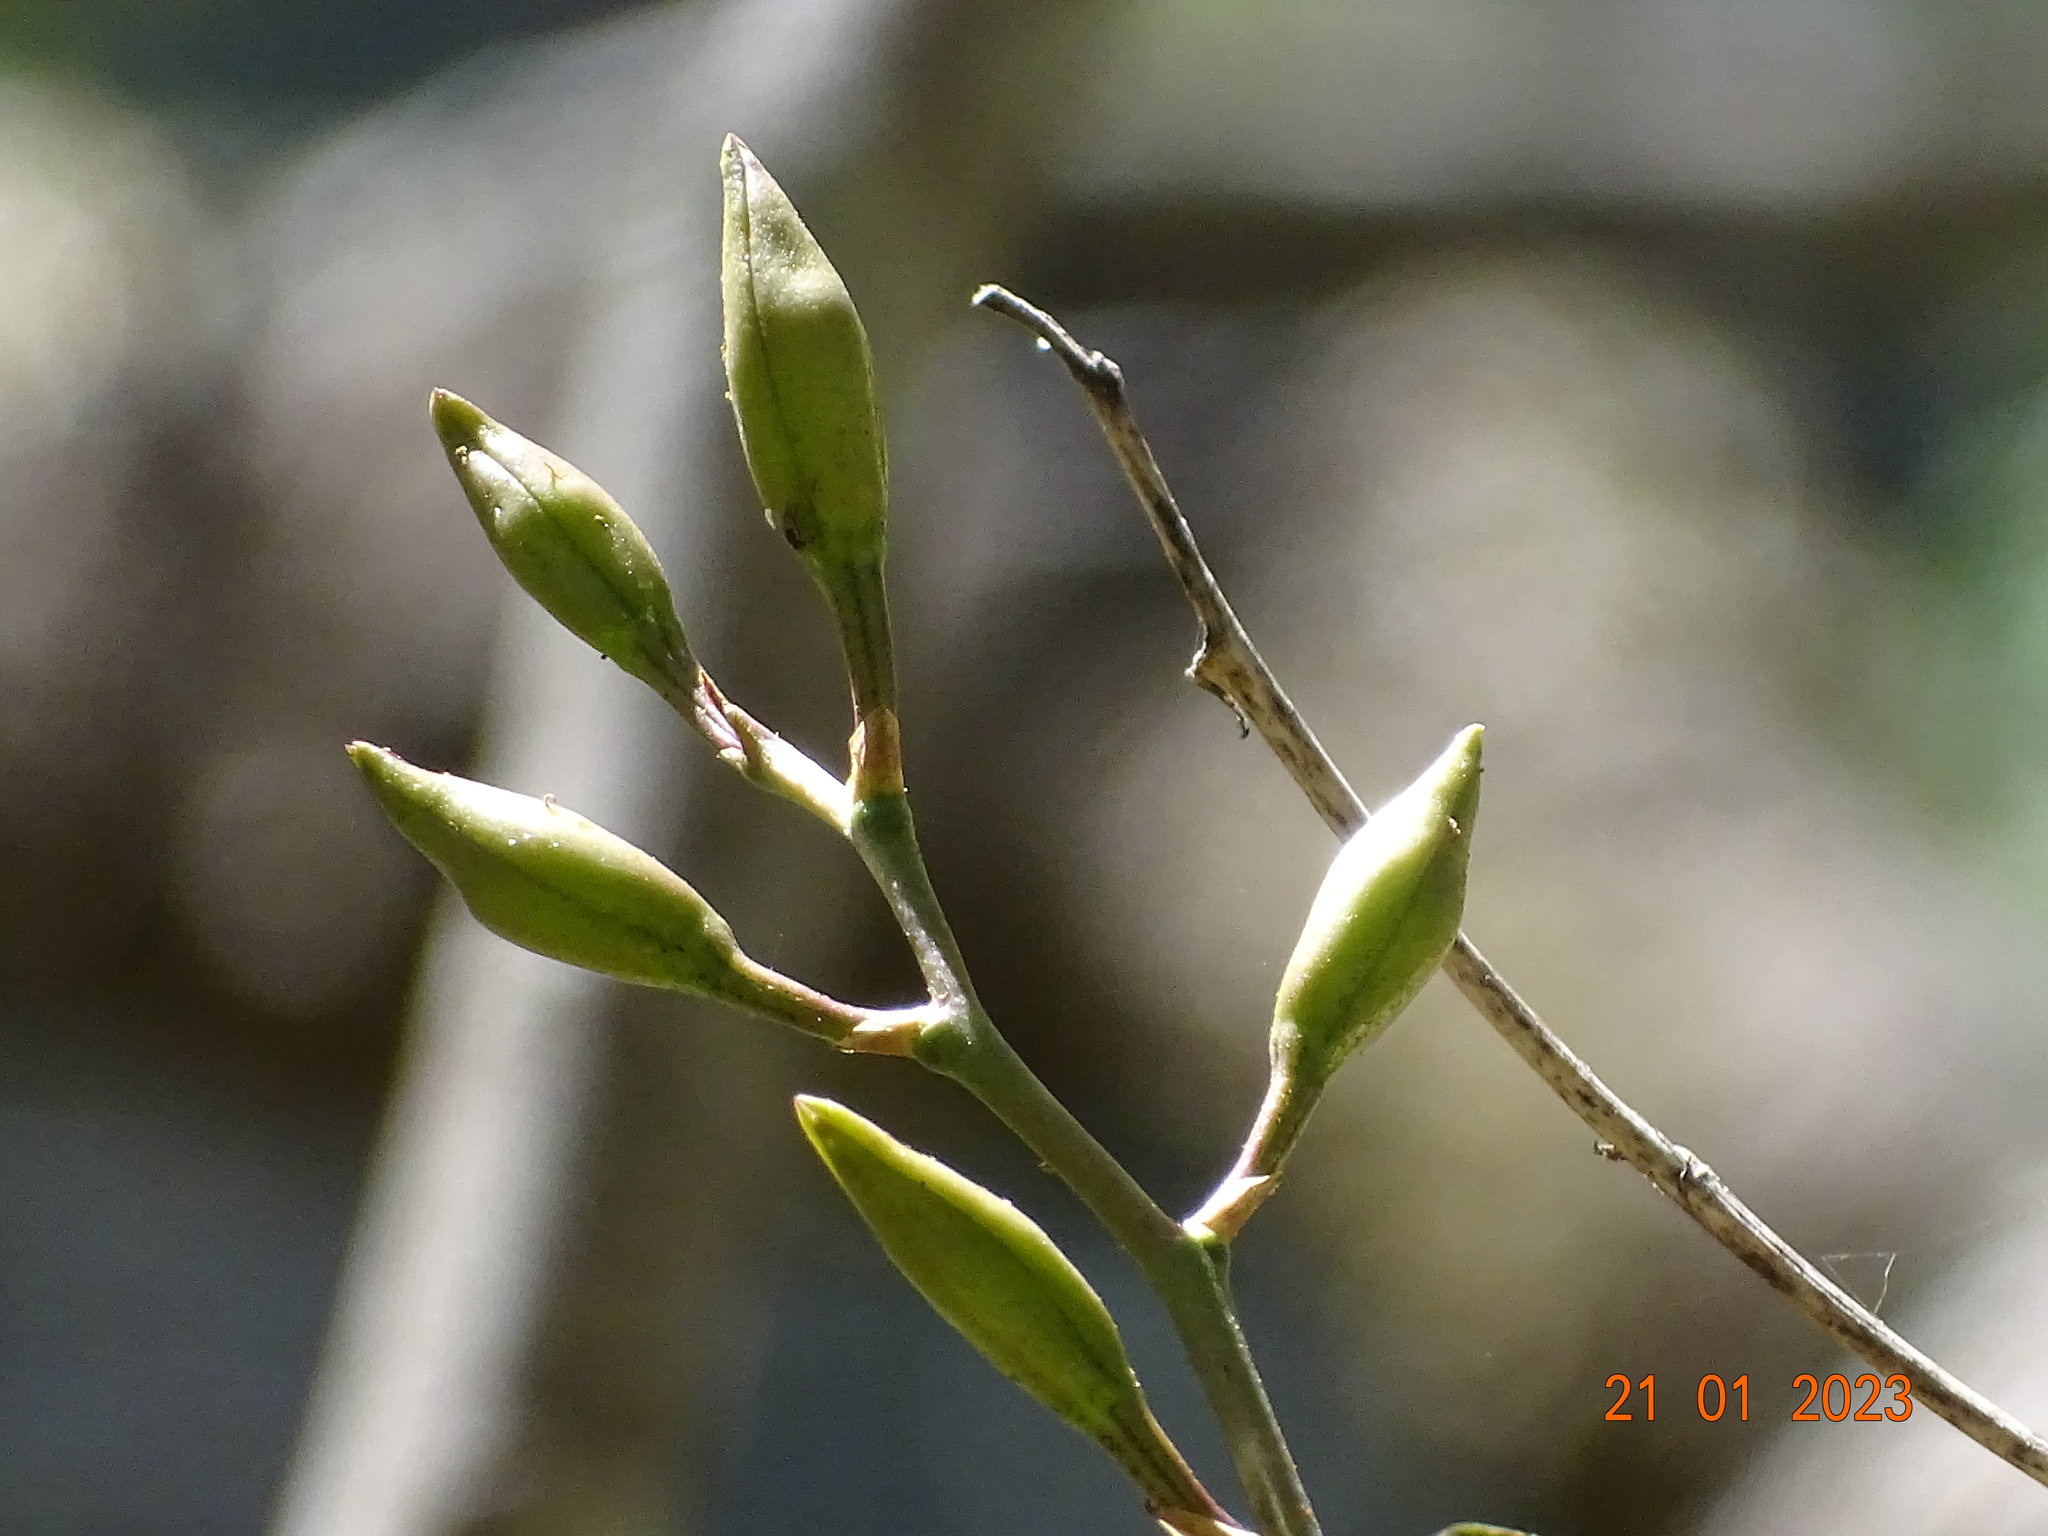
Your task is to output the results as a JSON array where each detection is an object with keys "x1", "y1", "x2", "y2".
[{"x1": 848, "y1": 789, "x2": 1322, "y2": 1536}]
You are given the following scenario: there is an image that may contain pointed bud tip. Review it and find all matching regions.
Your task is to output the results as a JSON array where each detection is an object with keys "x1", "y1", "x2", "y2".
[
  {"x1": 793, "y1": 1093, "x2": 831, "y2": 1128},
  {"x1": 730, "y1": 135, "x2": 774, "y2": 181},
  {"x1": 346, "y1": 740, "x2": 438, "y2": 825},
  {"x1": 345, "y1": 739, "x2": 403, "y2": 779},
  {"x1": 795, "y1": 1095, "x2": 865, "y2": 1159},
  {"x1": 1431, "y1": 723, "x2": 1485, "y2": 825},
  {"x1": 429, "y1": 388, "x2": 490, "y2": 459},
  {"x1": 720, "y1": 135, "x2": 761, "y2": 207}
]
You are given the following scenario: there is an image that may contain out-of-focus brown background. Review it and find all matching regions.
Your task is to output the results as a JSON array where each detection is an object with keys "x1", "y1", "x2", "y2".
[{"x1": 7, "y1": 3, "x2": 2048, "y2": 1533}]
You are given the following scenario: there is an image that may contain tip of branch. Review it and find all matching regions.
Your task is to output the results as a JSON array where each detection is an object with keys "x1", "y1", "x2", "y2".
[{"x1": 969, "y1": 284, "x2": 1107, "y2": 380}]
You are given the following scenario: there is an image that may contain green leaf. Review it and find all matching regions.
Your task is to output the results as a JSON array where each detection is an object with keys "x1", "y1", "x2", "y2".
[{"x1": 795, "y1": 1096, "x2": 1218, "y2": 1516}]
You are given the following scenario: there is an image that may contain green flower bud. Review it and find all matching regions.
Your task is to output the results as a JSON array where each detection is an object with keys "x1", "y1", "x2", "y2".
[
  {"x1": 795, "y1": 1097, "x2": 1221, "y2": 1518},
  {"x1": 1273, "y1": 724, "x2": 1483, "y2": 1083},
  {"x1": 719, "y1": 135, "x2": 887, "y2": 568},
  {"x1": 351, "y1": 740, "x2": 738, "y2": 991},
  {"x1": 1187, "y1": 728, "x2": 1484, "y2": 1242},
  {"x1": 349, "y1": 743, "x2": 870, "y2": 1043},
  {"x1": 719, "y1": 136, "x2": 896, "y2": 745},
  {"x1": 430, "y1": 389, "x2": 694, "y2": 702}
]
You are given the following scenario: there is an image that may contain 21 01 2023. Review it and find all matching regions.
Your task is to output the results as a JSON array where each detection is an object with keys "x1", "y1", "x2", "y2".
[{"x1": 1604, "y1": 1372, "x2": 1915, "y2": 1422}]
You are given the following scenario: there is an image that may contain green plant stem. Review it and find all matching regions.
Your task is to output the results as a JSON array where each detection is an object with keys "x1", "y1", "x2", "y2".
[
  {"x1": 664, "y1": 667, "x2": 853, "y2": 828},
  {"x1": 1185, "y1": 1066, "x2": 1302, "y2": 1240},
  {"x1": 848, "y1": 789, "x2": 1320, "y2": 1536}
]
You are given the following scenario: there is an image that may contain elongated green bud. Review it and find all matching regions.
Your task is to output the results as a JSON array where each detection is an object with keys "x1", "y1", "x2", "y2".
[
  {"x1": 1274, "y1": 725, "x2": 1482, "y2": 1081},
  {"x1": 349, "y1": 743, "x2": 870, "y2": 1043},
  {"x1": 795, "y1": 1097, "x2": 1223, "y2": 1519},
  {"x1": 430, "y1": 389, "x2": 694, "y2": 702},
  {"x1": 720, "y1": 136, "x2": 896, "y2": 764},
  {"x1": 350, "y1": 740, "x2": 735, "y2": 989},
  {"x1": 1188, "y1": 727, "x2": 1485, "y2": 1242},
  {"x1": 720, "y1": 136, "x2": 887, "y2": 567}
]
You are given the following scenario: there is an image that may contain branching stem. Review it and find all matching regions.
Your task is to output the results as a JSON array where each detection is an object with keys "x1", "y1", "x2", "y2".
[
  {"x1": 848, "y1": 789, "x2": 1322, "y2": 1536},
  {"x1": 664, "y1": 666, "x2": 853, "y2": 828},
  {"x1": 973, "y1": 282, "x2": 2048, "y2": 1492}
]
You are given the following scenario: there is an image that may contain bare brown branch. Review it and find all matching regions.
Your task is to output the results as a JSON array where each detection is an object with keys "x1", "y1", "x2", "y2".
[{"x1": 974, "y1": 282, "x2": 2048, "y2": 1491}]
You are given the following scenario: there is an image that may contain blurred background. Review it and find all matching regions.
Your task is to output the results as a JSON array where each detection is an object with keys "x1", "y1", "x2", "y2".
[{"x1": 7, "y1": 2, "x2": 2048, "y2": 1533}]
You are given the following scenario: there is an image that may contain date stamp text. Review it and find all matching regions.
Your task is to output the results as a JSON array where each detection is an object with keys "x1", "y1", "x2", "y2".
[{"x1": 1604, "y1": 1373, "x2": 1914, "y2": 1422}]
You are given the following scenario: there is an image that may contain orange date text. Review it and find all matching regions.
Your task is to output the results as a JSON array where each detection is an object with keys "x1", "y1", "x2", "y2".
[{"x1": 1603, "y1": 1373, "x2": 1913, "y2": 1422}]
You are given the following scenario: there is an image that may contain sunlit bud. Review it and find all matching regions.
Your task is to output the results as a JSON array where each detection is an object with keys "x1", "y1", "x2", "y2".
[
  {"x1": 349, "y1": 742, "x2": 880, "y2": 1048},
  {"x1": 719, "y1": 135, "x2": 887, "y2": 569},
  {"x1": 431, "y1": 389, "x2": 694, "y2": 702},
  {"x1": 795, "y1": 1097, "x2": 1221, "y2": 1516},
  {"x1": 1274, "y1": 725, "x2": 1483, "y2": 1082},
  {"x1": 1192, "y1": 728, "x2": 1484, "y2": 1241},
  {"x1": 350, "y1": 740, "x2": 741, "y2": 991},
  {"x1": 719, "y1": 137, "x2": 896, "y2": 740}
]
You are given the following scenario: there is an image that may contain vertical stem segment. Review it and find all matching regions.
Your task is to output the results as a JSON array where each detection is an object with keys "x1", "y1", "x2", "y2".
[
  {"x1": 849, "y1": 790, "x2": 1322, "y2": 1536},
  {"x1": 1154, "y1": 1236, "x2": 1319, "y2": 1536}
]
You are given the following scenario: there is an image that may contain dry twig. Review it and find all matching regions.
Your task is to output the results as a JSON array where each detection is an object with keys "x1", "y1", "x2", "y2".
[{"x1": 974, "y1": 281, "x2": 2048, "y2": 1491}]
